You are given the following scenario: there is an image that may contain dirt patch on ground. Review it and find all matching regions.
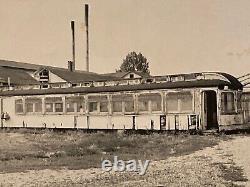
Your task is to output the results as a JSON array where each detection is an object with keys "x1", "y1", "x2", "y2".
[
  {"x1": 0, "y1": 130, "x2": 224, "y2": 173},
  {"x1": 0, "y1": 131, "x2": 248, "y2": 186}
]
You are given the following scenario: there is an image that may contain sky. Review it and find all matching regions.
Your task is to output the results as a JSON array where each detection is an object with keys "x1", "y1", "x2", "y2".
[{"x1": 0, "y1": 0, "x2": 250, "y2": 77}]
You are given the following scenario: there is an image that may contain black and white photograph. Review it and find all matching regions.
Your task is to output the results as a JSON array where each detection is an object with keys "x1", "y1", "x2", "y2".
[{"x1": 0, "y1": 0, "x2": 250, "y2": 186}]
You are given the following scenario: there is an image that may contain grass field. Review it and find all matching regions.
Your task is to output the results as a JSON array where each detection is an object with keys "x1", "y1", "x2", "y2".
[{"x1": 0, "y1": 129, "x2": 228, "y2": 173}]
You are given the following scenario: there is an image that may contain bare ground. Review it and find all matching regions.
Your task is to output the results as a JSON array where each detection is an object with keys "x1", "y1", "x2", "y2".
[{"x1": 0, "y1": 132, "x2": 249, "y2": 186}]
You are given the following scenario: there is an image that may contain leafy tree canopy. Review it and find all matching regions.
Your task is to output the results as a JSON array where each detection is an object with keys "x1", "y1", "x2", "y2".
[{"x1": 119, "y1": 51, "x2": 150, "y2": 74}]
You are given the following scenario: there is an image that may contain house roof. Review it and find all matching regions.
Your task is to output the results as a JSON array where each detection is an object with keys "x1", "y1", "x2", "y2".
[
  {"x1": 0, "y1": 59, "x2": 114, "y2": 83},
  {"x1": 0, "y1": 79, "x2": 237, "y2": 96},
  {"x1": 0, "y1": 59, "x2": 43, "y2": 70},
  {"x1": 47, "y1": 67, "x2": 114, "y2": 82},
  {"x1": 0, "y1": 67, "x2": 38, "y2": 85}
]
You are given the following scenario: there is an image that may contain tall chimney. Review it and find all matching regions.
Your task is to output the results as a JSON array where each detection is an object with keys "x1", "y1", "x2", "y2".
[
  {"x1": 85, "y1": 4, "x2": 89, "y2": 72},
  {"x1": 71, "y1": 20, "x2": 76, "y2": 71},
  {"x1": 68, "y1": 61, "x2": 73, "y2": 72}
]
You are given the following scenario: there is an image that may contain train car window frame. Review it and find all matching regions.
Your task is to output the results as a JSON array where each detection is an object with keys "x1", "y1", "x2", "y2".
[
  {"x1": 165, "y1": 91, "x2": 193, "y2": 114},
  {"x1": 237, "y1": 92, "x2": 242, "y2": 113},
  {"x1": 138, "y1": 94, "x2": 150, "y2": 113},
  {"x1": 88, "y1": 101, "x2": 98, "y2": 113},
  {"x1": 65, "y1": 96, "x2": 85, "y2": 114},
  {"x1": 123, "y1": 95, "x2": 135, "y2": 114},
  {"x1": 111, "y1": 95, "x2": 123, "y2": 114},
  {"x1": 100, "y1": 100, "x2": 109, "y2": 113},
  {"x1": 149, "y1": 93, "x2": 162, "y2": 113},
  {"x1": 88, "y1": 95, "x2": 108, "y2": 115},
  {"x1": 25, "y1": 97, "x2": 42, "y2": 114},
  {"x1": 45, "y1": 97, "x2": 64, "y2": 114},
  {"x1": 111, "y1": 94, "x2": 135, "y2": 114},
  {"x1": 138, "y1": 93, "x2": 162, "y2": 114},
  {"x1": 15, "y1": 98, "x2": 24, "y2": 114},
  {"x1": 221, "y1": 91, "x2": 236, "y2": 114}
]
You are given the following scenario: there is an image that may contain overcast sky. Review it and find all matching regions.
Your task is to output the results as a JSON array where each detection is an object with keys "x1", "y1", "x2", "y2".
[{"x1": 0, "y1": 0, "x2": 250, "y2": 76}]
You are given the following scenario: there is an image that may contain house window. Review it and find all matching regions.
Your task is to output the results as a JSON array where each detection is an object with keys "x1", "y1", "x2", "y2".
[
  {"x1": 221, "y1": 92, "x2": 235, "y2": 114},
  {"x1": 166, "y1": 92, "x2": 193, "y2": 113},
  {"x1": 129, "y1": 74, "x2": 134, "y2": 79},
  {"x1": 15, "y1": 99, "x2": 24, "y2": 114},
  {"x1": 171, "y1": 76, "x2": 184, "y2": 82},
  {"x1": 25, "y1": 98, "x2": 42, "y2": 113},
  {"x1": 45, "y1": 97, "x2": 63, "y2": 113},
  {"x1": 39, "y1": 69, "x2": 49, "y2": 83}
]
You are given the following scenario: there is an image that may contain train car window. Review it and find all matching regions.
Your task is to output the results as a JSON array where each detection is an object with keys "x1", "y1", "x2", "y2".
[
  {"x1": 113, "y1": 101, "x2": 122, "y2": 112},
  {"x1": 112, "y1": 95, "x2": 123, "y2": 113},
  {"x1": 45, "y1": 97, "x2": 63, "y2": 113},
  {"x1": 237, "y1": 93, "x2": 242, "y2": 112},
  {"x1": 221, "y1": 92, "x2": 235, "y2": 114},
  {"x1": 166, "y1": 93, "x2": 178, "y2": 112},
  {"x1": 35, "y1": 102, "x2": 42, "y2": 113},
  {"x1": 112, "y1": 94, "x2": 134, "y2": 113},
  {"x1": 100, "y1": 101, "x2": 108, "y2": 112},
  {"x1": 89, "y1": 102, "x2": 98, "y2": 112},
  {"x1": 179, "y1": 93, "x2": 193, "y2": 112},
  {"x1": 150, "y1": 94, "x2": 162, "y2": 112},
  {"x1": 45, "y1": 103, "x2": 53, "y2": 112},
  {"x1": 66, "y1": 97, "x2": 85, "y2": 113},
  {"x1": 25, "y1": 98, "x2": 42, "y2": 113},
  {"x1": 66, "y1": 102, "x2": 75, "y2": 113},
  {"x1": 166, "y1": 92, "x2": 193, "y2": 113},
  {"x1": 15, "y1": 99, "x2": 24, "y2": 114},
  {"x1": 88, "y1": 95, "x2": 107, "y2": 113},
  {"x1": 138, "y1": 98, "x2": 149, "y2": 112},
  {"x1": 55, "y1": 103, "x2": 63, "y2": 112},
  {"x1": 26, "y1": 103, "x2": 33, "y2": 113},
  {"x1": 138, "y1": 93, "x2": 162, "y2": 112},
  {"x1": 124, "y1": 95, "x2": 134, "y2": 113}
]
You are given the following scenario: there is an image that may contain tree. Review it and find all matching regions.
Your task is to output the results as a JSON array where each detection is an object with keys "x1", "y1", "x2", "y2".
[{"x1": 119, "y1": 52, "x2": 150, "y2": 74}]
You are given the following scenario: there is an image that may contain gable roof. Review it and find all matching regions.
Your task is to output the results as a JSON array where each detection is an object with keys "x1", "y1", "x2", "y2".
[
  {"x1": 0, "y1": 59, "x2": 114, "y2": 83},
  {"x1": 0, "y1": 59, "x2": 42, "y2": 70},
  {"x1": 47, "y1": 67, "x2": 113, "y2": 82},
  {"x1": 0, "y1": 67, "x2": 38, "y2": 85}
]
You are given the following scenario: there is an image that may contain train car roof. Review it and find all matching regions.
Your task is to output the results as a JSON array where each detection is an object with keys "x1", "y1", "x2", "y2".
[{"x1": 0, "y1": 78, "x2": 241, "y2": 96}]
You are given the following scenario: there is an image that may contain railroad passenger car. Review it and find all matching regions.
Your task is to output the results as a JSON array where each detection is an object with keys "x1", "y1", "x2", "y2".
[{"x1": 0, "y1": 72, "x2": 245, "y2": 131}]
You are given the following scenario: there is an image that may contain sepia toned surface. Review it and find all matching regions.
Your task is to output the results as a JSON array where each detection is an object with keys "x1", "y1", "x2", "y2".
[
  {"x1": 0, "y1": 0, "x2": 250, "y2": 186},
  {"x1": 0, "y1": 132, "x2": 248, "y2": 186},
  {"x1": 1, "y1": 0, "x2": 250, "y2": 76}
]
